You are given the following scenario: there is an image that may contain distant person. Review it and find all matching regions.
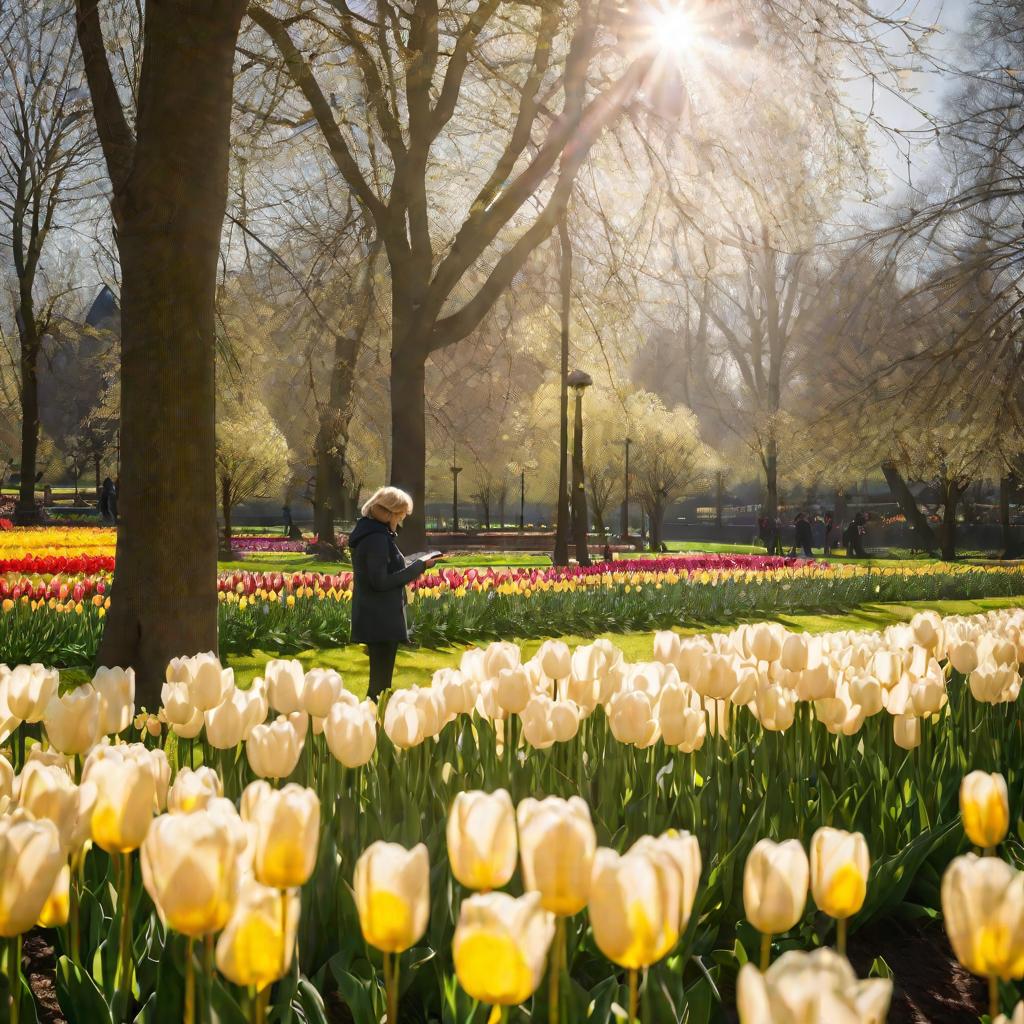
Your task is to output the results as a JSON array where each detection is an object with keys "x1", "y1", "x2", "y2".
[
  {"x1": 794, "y1": 512, "x2": 813, "y2": 558},
  {"x1": 823, "y1": 511, "x2": 835, "y2": 556},
  {"x1": 757, "y1": 515, "x2": 771, "y2": 551},
  {"x1": 853, "y1": 512, "x2": 868, "y2": 557},
  {"x1": 111, "y1": 477, "x2": 119, "y2": 522},
  {"x1": 602, "y1": 541, "x2": 613, "y2": 562},
  {"x1": 349, "y1": 486, "x2": 442, "y2": 700},
  {"x1": 42, "y1": 485, "x2": 53, "y2": 506},
  {"x1": 99, "y1": 477, "x2": 114, "y2": 523}
]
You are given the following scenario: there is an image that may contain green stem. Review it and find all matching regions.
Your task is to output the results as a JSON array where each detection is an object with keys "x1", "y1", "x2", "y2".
[
  {"x1": 8, "y1": 933, "x2": 21, "y2": 1024},
  {"x1": 68, "y1": 867, "x2": 80, "y2": 964},
  {"x1": 185, "y1": 939, "x2": 195, "y2": 1024},
  {"x1": 989, "y1": 974, "x2": 999, "y2": 1021},
  {"x1": 628, "y1": 968, "x2": 639, "y2": 1024},
  {"x1": 251, "y1": 986, "x2": 269, "y2": 1024},
  {"x1": 203, "y1": 935, "x2": 215, "y2": 1024},
  {"x1": 279, "y1": 890, "x2": 289, "y2": 979},
  {"x1": 836, "y1": 917, "x2": 847, "y2": 957},
  {"x1": 549, "y1": 917, "x2": 565, "y2": 1024},
  {"x1": 118, "y1": 853, "x2": 133, "y2": 1008},
  {"x1": 383, "y1": 951, "x2": 400, "y2": 1024},
  {"x1": 759, "y1": 932, "x2": 772, "y2": 972}
]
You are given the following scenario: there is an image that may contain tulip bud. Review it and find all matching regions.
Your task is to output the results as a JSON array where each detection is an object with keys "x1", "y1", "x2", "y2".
[
  {"x1": 246, "y1": 715, "x2": 304, "y2": 780},
  {"x1": 892, "y1": 713, "x2": 921, "y2": 750},
  {"x1": 216, "y1": 878, "x2": 299, "y2": 991},
  {"x1": 483, "y1": 641, "x2": 521, "y2": 679},
  {"x1": 744, "y1": 838, "x2": 809, "y2": 935},
  {"x1": 86, "y1": 754, "x2": 156, "y2": 853},
  {"x1": 93, "y1": 666, "x2": 135, "y2": 735},
  {"x1": 736, "y1": 947, "x2": 892, "y2": 1024},
  {"x1": 37, "y1": 864, "x2": 71, "y2": 928},
  {"x1": 0, "y1": 810, "x2": 65, "y2": 936},
  {"x1": 324, "y1": 700, "x2": 377, "y2": 767},
  {"x1": 995, "y1": 1001, "x2": 1024, "y2": 1024},
  {"x1": 204, "y1": 688, "x2": 247, "y2": 749},
  {"x1": 536, "y1": 639, "x2": 572, "y2": 681},
  {"x1": 242, "y1": 782, "x2": 320, "y2": 888},
  {"x1": 447, "y1": 789, "x2": 517, "y2": 892},
  {"x1": 948, "y1": 640, "x2": 979, "y2": 676},
  {"x1": 172, "y1": 705, "x2": 205, "y2": 740},
  {"x1": 781, "y1": 634, "x2": 809, "y2": 673},
  {"x1": 384, "y1": 692, "x2": 426, "y2": 748},
  {"x1": 6, "y1": 664, "x2": 59, "y2": 723},
  {"x1": 520, "y1": 695, "x2": 557, "y2": 750},
  {"x1": 453, "y1": 892, "x2": 554, "y2": 1006},
  {"x1": 302, "y1": 668, "x2": 344, "y2": 718},
  {"x1": 749, "y1": 623, "x2": 783, "y2": 664},
  {"x1": 44, "y1": 684, "x2": 101, "y2": 755},
  {"x1": 653, "y1": 630, "x2": 681, "y2": 665},
  {"x1": 960, "y1": 771, "x2": 1009, "y2": 850},
  {"x1": 495, "y1": 666, "x2": 531, "y2": 715},
  {"x1": 589, "y1": 846, "x2": 681, "y2": 968},
  {"x1": 161, "y1": 681, "x2": 197, "y2": 727},
  {"x1": 755, "y1": 683, "x2": 796, "y2": 733},
  {"x1": 517, "y1": 797, "x2": 596, "y2": 916},
  {"x1": 141, "y1": 808, "x2": 241, "y2": 936},
  {"x1": 353, "y1": 841, "x2": 429, "y2": 952},
  {"x1": 810, "y1": 828, "x2": 869, "y2": 919},
  {"x1": 942, "y1": 854, "x2": 1024, "y2": 981},
  {"x1": 630, "y1": 830, "x2": 702, "y2": 931},
  {"x1": 16, "y1": 761, "x2": 79, "y2": 850},
  {"x1": 167, "y1": 766, "x2": 223, "y2": 814},
  {"x1": 0, "y1": 753, "x2": 12, "y2": 804},
  {"x1": 848, "y1": 674, "x2": 883, "y2": 717},
  {"x1": 607, "y1": 689, "x2": 659, "y2": 748}
]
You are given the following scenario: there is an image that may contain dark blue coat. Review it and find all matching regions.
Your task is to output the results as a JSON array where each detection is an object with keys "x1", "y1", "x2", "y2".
[{"x1": 348, "y1": 517, "x2": 426, "y2": 644}]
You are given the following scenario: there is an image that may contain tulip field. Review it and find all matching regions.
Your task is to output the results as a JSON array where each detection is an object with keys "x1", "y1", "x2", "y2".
[
  {"x1": 2, "y1": 607, "x2": 1024, "y2": 1022},
  {"x1": 3, "y1": 523, "x2": 1024, "y2": 664}
]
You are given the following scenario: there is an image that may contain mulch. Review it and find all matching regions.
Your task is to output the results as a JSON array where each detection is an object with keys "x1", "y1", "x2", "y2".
[{"x1": 23, "y1": 916, "x2": 985, "y2": 1024}]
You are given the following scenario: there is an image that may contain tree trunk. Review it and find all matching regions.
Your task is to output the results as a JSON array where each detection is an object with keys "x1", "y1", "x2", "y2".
[
  {"x1": 648, "y1": 500, "x2": 664, "y2": 551},
  {"x1": 94, "y1": 454, "x2": 102, "y2": 496},
  {"x1": 81, "y1": 0, "x2": 246, "y2": 706},
  {"x1": 388, "y1": 343, "x2": 428, "y2": 551},
  {"x1": 762, "y1": 440, "x2": 778, "y2": 520},
  {"x1": 220, "y1": 475, "x2": 233, "y2": 556},
  {"x1": 939, "y1": 480, "x2": 963, "y2": 562},
  {"x1": 999, "y1": 475, "x2": 1013, "y2": 555},
  {"x1": 553, "y1": 214, "x2": 571, "y2": 566},
  {"x1": 313, "y1": 430, "x2": 336, "y2": 546},
  {"x1": 15, "y1": 315, "x2": 40, "y2": 526},
  {"x1": 880, "y1": 461, "x2": 938, "y2": 554}
]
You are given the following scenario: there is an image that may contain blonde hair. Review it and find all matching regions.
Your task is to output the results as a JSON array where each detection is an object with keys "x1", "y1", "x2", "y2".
[{"x1": 361, "y1": 486, "x2": 414, "y2": 520}]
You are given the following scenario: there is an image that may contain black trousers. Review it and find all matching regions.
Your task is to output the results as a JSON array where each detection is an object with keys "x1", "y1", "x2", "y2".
[{"x1": 367, "y1": 642, "x2": 399, "y2": 701}]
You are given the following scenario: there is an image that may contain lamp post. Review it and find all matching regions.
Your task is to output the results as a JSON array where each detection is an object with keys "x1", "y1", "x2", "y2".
[
  {"x1": 450, "y1": 462, "x2": 462, "y2": 532},
  {"x1": 621, "y1": 436, "x2": 632, "y2": 544},
  {"x1": 519, "y1": 469, "x2": 525, "y2": 531},
  {"x1": 568, "y1": 369, "x2": 592, "y2": 566}
]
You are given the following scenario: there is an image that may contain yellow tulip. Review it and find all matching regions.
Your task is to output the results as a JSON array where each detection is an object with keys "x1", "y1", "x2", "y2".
[
  {"x1": 84, "y1": 743, "x2": 170, "y2": 813},
  {"x1": 630, "y1": 830, "x2": 702, "y2": 931},
  {"x1": 167, "y1": 766, "x2": 223, "y2": 815},
  {"x1": 810, "y1": 828, "x2": 869, "y2": 920},
  {"x1": 744, "y1": 839, "x2": 809, "y2": 936},
  {"x1": 0, "y1": 810, "x2": 65, "y2": 937},
  {"x1": 85, "y1": 754, "x2": 156, "y2": 853},
  {"x1": 44, "y1": 684, "x2": 101, "y2": 755},
  {"x1": 517, "y1": 796, "x2": 596, "y2": 916},
  {"x1": 453, "y1": 891, "x2": 554, "y2": 1007},
  {"x1": 447, "y1": 789, "x2": 517, "y2": 892},
  {"x1": 736, "y1": 947, "x2": 892, "y2": 1024},
  {"x1": 242, "y1": 781, "x2": 320, "y2": 888},
  {"x1": 215, "y1": 878, "x2": 299, "y2": 991},
  {"x1": 353, "y1": 841, "x2": 429, "y2": 952},
  {"x1": 37, "y1": 864, "x2": 71, "y2": 928},
  {"x1": 588, "y1": 846, "x2": 681, "y2": 969},
  {"x1": 960, "y1": 771, "x2": 1010, "y2": 850},
  {"x1": 942, "y1": 854, "x2": 1024, "y2": 981},
  {"x1": 140, "y1": 809, "x2": 240, "y2": 936}
]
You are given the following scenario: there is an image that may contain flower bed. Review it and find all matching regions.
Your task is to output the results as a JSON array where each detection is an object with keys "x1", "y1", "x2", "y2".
[
  {"x1": 0, "y1": 608, "x2": 1022, "y2": 1022},
  {"x1": 229, "y1": 535, "x2": 311, "y2": 553}
]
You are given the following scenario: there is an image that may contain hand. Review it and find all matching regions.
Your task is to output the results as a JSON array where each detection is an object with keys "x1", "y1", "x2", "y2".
[{"x1": 425, "y1": 557, "x2": 444, "y2": 568}]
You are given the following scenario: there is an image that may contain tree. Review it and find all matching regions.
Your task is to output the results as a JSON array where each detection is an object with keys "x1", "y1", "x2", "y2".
[
  {"x1": 246, "y1": 0, "x2": 684, "y2": 548},
  {"x1": 217, "y1": 394, "x2": 290, "y2": 553},
  {"x1": 75, "y1": 0, "x2": 248, "y2": 701},
  {"x1": 625, "y1": 391, "x2": 708, "y2": 550},
  {"x1": 0, "y1": 1, "x2": 95, "y2": 523}
]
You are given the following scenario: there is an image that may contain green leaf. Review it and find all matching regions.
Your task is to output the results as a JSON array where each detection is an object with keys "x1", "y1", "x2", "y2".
[{"x1": 55, "y1": 955, "x2": 114, "y2": 1024}]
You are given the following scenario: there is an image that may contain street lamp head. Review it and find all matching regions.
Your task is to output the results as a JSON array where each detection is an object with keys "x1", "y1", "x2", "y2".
[{"x1": 567, "y1": 369, "x2": 593, "y2": 390}]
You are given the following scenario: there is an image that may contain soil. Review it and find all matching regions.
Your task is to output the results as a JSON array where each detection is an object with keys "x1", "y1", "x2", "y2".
[
  {"x1": 22, "y1": 931, "x2": 66, "y2": 1024},
  {"x1": 848, "y1": 918, "x2": 986, "y2": 1024},
  {"x1": 21, "y1": 916, "x2": 986, "y2": 1024}
]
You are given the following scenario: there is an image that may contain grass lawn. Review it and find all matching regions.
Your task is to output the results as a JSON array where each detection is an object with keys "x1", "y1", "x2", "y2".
[{"x1": 226, "y1": 595, "x2": 1024, "y2": 695}]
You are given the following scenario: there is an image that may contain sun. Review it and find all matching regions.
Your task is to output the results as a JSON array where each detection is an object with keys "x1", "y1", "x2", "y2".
[{"x1": 647, "y1": 2, "x2": 699, "y2": 59}]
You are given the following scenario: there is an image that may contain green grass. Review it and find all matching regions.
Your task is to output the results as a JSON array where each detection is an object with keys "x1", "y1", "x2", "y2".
[{"x1": 225, "y1": 595, "x2": 1024, "y2": 695}]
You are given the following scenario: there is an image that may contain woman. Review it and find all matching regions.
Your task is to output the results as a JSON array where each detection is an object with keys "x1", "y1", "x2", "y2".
[{"x1": 349, "y1": 487, "x2": 438, "y2": 700}]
